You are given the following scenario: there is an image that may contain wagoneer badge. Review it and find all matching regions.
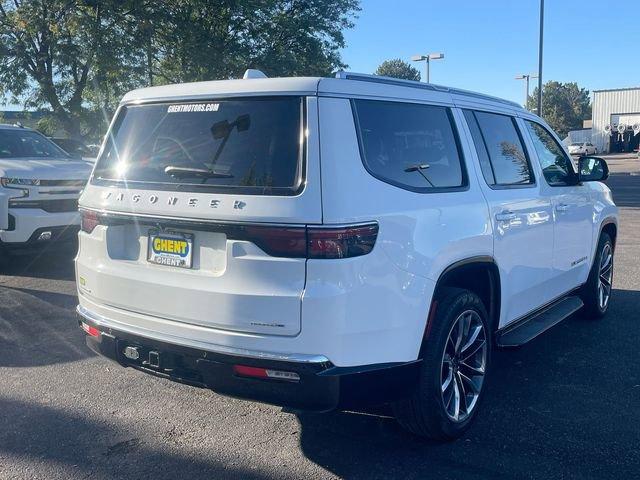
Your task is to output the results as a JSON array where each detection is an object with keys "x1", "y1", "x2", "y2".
[{"x1": 102, "y1": 191, "x2": 245, "y2": 210}]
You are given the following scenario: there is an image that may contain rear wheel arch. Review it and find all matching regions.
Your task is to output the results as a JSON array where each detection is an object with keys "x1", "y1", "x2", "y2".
[
  {"x1": 420, "y1": 257, "x2": 501, "y2": 356},
  {"x1": 600, "y1": 220, "x2": 617, "y2": 248}
]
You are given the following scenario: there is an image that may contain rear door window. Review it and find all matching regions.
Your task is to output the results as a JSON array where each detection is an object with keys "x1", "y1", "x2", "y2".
[
  {"x1": 352, "y1": 99, "x2": 466, "y2": 192},
  {"x1": 93, "y1": 97, "x2": 304, "y2": 195}
]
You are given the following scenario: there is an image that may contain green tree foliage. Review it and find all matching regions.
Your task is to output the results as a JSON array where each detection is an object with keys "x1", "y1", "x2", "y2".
[
  {"x1": 527, "y1": 81, "x2": 591, "y2": 138},
  {"x1": 0, "y1": 0, "x2": 359, "y2": 140},
  {"x1": 375, "y1": 59, "x2": 420, "y2": 81}
]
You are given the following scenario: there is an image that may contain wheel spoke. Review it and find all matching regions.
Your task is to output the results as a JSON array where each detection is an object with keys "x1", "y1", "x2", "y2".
[
  {"x1": 462, "y1": 339, "x2": 486, "y2": 363},
  {"x1": 600, "y1": 251, "x2": 612, "y2": 271},
  {"x1": 451, "y1": 377, "x2": 461, "y2": 420},
  {"x1": 458, "y1": 370, "x2": 479, "y2": 394},
  {"x1": 454, "y1": 316, "x2": 465, "y2": 354},
  {"x1": 460, "y1": 325, "x2": 482, "y2": 355},
  {"x1": 456, "y1": 373, "x2": 468, "y2": 415},
  {"x1": 460, "y1": 360, "x2": 485, "y2": 376},
  {"x1": 441, "y1": 364, "x2": 453, "y2": 393}
]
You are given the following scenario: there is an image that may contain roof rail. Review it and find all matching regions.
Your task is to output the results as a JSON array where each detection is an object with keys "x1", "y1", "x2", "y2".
[{"x1": 334, "y1": 71, "x2": 522, "y2": 109}]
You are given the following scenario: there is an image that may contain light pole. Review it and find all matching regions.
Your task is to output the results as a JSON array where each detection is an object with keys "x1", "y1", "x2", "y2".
[
  {"x1": 411, "y1": 53, "x2": 444, "y2": 83},
  {"x1": 515, "y1": 74, "x2": 538, "y2": 109},
  {"x1": 537, "y1": 0, "x2": 544, "y2": 116}
]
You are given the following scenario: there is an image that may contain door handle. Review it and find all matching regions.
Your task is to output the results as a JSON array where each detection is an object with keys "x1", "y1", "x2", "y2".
[
  {"x1": 555, "y1": 203, "x2": 570, "y2": 213},
  {"x1": 495, "y1": 211, "x2": 517, "y2": 222}
]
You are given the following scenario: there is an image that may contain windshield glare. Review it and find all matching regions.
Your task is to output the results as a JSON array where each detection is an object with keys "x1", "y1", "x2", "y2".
[
  {"x1": 0, "y1": 129, "x2": 71, "y2": 159},
  {"x1": 93, "y1": 97, "x2": 304, "y2": 195}
]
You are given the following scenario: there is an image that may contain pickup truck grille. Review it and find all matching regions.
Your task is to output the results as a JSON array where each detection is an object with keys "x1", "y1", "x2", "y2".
[
  {"x1": 38, "y1": 179, "x2": 87, "y2": 187},
  {"x1": 9, "y1": 199, "x2": 79, "y2": 213}
]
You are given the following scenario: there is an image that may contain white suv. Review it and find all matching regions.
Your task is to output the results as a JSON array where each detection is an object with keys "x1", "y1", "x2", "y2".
[
  {"x1": 76, "y1": 72, "x2": 618, "y2": 440},
  {"x1": 0, "y1": 124, "x2": 92, "y2": 251}
]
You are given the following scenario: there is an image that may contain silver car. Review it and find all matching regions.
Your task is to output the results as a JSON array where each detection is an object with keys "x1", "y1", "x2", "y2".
[{"x1": 568, "y1": 142, "x2": 597, "y2": 156}]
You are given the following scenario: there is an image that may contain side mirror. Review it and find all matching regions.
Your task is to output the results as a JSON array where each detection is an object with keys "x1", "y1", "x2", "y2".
[{"x1": 578, "y1": 156, "x2": 609, "y2": 182}]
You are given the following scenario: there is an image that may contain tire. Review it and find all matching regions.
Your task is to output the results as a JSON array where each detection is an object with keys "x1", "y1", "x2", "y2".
[
  {"x1": 393, "y1": 288, "x2": 491, "y2": 440},
  {"x1": 580, "y1": 232, "x2": 614, "y2": 318}
]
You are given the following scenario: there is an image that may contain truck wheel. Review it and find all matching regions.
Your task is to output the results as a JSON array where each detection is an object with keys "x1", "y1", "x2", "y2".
[
  {"x1": 393, "y1": 288, "x2": 491, "y2": 440},
  {"x1": 580, "y1": 232, "x2": 614, "y2": 318}
]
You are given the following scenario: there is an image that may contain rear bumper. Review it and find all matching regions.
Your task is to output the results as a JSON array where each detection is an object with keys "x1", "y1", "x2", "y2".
[{"x1": 78, "y1": 305, "x2": 421, "y2": 412}]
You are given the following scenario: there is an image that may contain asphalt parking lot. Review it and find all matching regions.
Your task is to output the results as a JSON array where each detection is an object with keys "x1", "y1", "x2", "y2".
[{"x1": 0, "y1": 154, "x2": 639, "y2": 480}]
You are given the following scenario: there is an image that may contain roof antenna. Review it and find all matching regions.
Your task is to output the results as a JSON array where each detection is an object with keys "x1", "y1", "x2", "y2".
[{"x1": 243, "y1": 69, "x2": 268, "y2": 79}]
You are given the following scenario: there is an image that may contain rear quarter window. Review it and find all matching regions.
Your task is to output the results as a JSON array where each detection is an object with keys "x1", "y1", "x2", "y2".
[{"x1": 352, "y1": 99, "x2": 467, "y2": 192}]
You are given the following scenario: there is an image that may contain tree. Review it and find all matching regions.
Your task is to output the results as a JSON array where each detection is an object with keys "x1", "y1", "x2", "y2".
[
  {"x1": 374, "y1": 59, "x2": 420, "y2": 81},
  {"x1": 527, "y1": 81, "x2": 591, "y2": 138},
  {"x1": 0, "y1": 0, "x2": 360, "y2": 140},
  {"x1": 0, "y1": 1, "x2": 144, "y2": 139}
]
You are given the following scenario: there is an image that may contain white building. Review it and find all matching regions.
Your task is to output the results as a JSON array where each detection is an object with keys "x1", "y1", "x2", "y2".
[{"x1": 591, "y1": 87, "x2": 640, "y2": 153}]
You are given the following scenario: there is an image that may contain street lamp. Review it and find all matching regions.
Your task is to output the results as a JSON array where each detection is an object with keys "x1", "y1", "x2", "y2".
[
  {"x1": 411, "y1": 53, "x2": 444, "y2": 83},
  {"x1": 515, "y1": 74, "x2": 538, "y2": 109},
  {"x1": 537, "y1": 0, "x2": 544, "y2": 116}
]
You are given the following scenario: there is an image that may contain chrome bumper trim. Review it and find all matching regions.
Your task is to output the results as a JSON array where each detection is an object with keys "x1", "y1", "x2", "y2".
[{"x1": 76, "y1": 304, "x2": 330, "y2": 365}]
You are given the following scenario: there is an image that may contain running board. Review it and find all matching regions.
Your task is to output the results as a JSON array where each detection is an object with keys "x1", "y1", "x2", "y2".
[{"x1": 497, "y1": 296, "x2": 584, "y2": 347}]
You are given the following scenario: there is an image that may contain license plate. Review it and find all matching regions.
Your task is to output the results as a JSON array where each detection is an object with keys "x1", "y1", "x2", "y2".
[{"x1": 147, "y1": 230, "x2": 194, "y2": 269}]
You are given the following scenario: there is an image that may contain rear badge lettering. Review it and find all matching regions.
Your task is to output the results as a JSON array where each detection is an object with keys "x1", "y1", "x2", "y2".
[{"x1": 101, "y1": 191, "x2": 247, "y2": 213}]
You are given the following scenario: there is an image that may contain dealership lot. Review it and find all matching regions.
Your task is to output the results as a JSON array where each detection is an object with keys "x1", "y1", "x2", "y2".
[{"x1": 0, "y1": 155, "x2": 638, "y2": 480}]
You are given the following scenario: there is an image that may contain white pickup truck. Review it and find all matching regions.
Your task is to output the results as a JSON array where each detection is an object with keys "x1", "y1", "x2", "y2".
[{"x1": 0, "y1": 124, "x2": 92, "y2": 252}]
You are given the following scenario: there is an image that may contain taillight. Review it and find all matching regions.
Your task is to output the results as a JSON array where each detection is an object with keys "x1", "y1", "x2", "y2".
[
  {"x1": 80, "y1": 210, "x2": 100, "y2": 233},
  {"x1": 243, "y1": 225, "x2": 307, "y2": 258},
  {"x1": 242, "y1": 223, "x2": 378, "y2": 259},
  {"x1": 307, "y1": 224, "x2": 378, "y2": 259}
]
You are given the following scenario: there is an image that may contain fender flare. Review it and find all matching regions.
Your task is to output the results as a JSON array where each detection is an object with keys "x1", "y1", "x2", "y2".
[{"x1": 421, "y1": 256, "x2": 501, "y2": 353}]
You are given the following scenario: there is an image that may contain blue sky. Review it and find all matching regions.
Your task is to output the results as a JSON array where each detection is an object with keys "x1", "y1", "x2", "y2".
[
  {"x1": 3, "y1": 1, "x2": 637, "y2": 111},
  {"x1": 342, "y1": 0, "x2": 640, "y2": 105}
]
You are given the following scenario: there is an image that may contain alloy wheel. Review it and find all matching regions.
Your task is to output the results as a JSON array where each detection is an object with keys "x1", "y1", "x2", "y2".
[
  {"x1": 598, "y1": 243, "x2": 613, "y2": 310},
  {"x1": 440, "y1": 310, "x2": 487, "y2": 422}
]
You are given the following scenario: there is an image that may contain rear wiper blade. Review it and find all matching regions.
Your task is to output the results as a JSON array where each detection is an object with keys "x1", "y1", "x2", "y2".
[
  {"x1": 164, "y1": 166, "x2": 233, "y2": 179},
  {"x1": 404, "y1": 163, "x2": 435, "y2": 187}
]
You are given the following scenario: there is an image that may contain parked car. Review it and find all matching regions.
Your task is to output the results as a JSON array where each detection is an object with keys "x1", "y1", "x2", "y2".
[
  {"x1": 0, "y1": 124, "x2": 92, "y2": 251},
  {"x1": 568, "y1": 142, "x2": 597, "y2": 156},
  {"x1": 51, "y1": 137, "x2": 99, "y2": 163},
  {"x1": 75, "y1": 71, "x2": 618, "y2": 440}
]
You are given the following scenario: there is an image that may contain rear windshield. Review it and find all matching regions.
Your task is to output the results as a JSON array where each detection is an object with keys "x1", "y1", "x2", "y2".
[
  {"x1": 93, "y1": 97, "x2": 304, "y2": 195},
  {"x1": 0, "y1": 129, "x2": 70, "y2": 159},
  {"x1": 570, "y1": 143, "x2": 582, "y2": 146}
]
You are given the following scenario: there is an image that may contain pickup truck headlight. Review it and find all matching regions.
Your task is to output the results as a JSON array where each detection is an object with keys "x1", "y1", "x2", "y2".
[
  {"x1": 1, "y1": 177, "x2": 40, "y2": 187},
  {"x1": 0, "y1": 177, "x2": 35, "y2": 198}
]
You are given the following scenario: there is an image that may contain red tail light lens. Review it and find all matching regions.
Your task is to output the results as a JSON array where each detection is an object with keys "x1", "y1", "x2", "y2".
[
  {"x1": 241, "y1": 223, "x2": 378, "y2": 259},
  {"x1": 307, "y1": 224, "x2": 378, "y2": 259},
  {"x1": 242, "y1": 226, "x2": 307, "y2": 258},
  {"x1": 80, "y1": 210, "x2": 100, "y2": 233}
]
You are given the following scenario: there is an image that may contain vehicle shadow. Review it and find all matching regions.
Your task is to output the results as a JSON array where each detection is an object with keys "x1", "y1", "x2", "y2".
[
  {"x1": 295, "y1": 288, "x2": 640, "y2": 480},
  {"x1": 0, "y1": 242, "x2": 77, "y2": 281},
  {"x1": 0, "y1": 283, "x2": 90, "y2": 368},
  {"x1": 0, "y1": 396, "x2": 271, "y2": 480}
]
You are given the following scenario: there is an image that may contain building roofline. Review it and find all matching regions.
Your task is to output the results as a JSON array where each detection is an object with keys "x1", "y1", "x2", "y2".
[{"x1": 593, "y1": 87, "x2": 640, "y2": 93}]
